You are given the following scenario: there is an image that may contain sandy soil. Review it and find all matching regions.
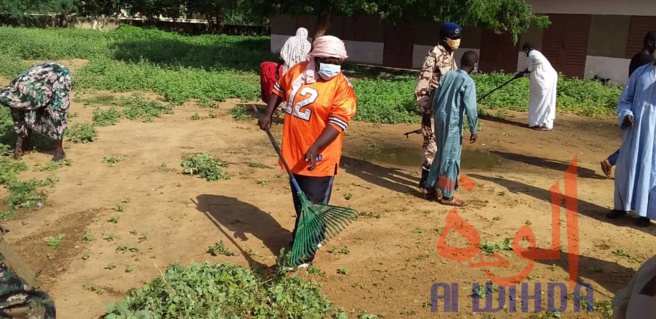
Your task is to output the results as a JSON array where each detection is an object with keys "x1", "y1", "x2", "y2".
[{"x1": 1, "y1": 61, "x2": 654, "y2": 319}]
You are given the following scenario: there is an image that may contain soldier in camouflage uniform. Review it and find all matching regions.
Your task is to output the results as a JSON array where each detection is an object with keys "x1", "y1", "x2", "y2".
[
  {"x1": 414, "y1": 22, "x2": 462, "y2": 196},
  {"x1": 0, "y1": 226, "x2": 56, "y2": 318}
]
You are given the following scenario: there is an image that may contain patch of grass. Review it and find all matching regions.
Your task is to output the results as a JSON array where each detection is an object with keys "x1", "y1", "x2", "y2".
[
  {"x1": 612, "y1": 249, "x2": 639, "y2": 263},
  {"x1": 5, "y1": 176, "x2": 57, "y2": 209},
  {"x1": 207, "y1": 241, "x2": 236, "y2": 256},
  {"x1": 107, "y1": 214, "x2": 120, "y2": 224},
  {"x1": 337, "y1": 267, "x2": 349, "y2": 275},
  {"x1": 0, "y1": 158, "x2": 53, "y2": 211},
  {"x1": 83, "y1": 284, "x2": 106, "y2": 295},
  {"x1": 0, "y1": 158, "x2": 28, "y2": 184},
  {"x1": 103, "y1": 261, "x2": 335, "y2": 318},
  {"x1": 83, "y1": 231, "x2": 95, "y2": 242},
  {"x1": 0, "y1": 210, "x2": 16, "y2": 221},
  {"x1": 356, "y1": 211, "x2": 380, "y2": 219},
  {"x1": 80, "y1": 95, "x2": 116, "y2": 105},
  {"x1": 102, "y1": 156, "x2": 123, "y2": 165},
  {"x1": 33, "y1": 159, "x2": 71, "y2": 171},
  {"x1": 88, "y1": 94, "x2": 174, "y2": 124},
  {"x1": 92, "y1": 107, "x2": 122, "y2": 126},
  {"x1": 43, "y1": 234, "x2": 65, "y2": 248},
  {"x1": 256, "y1": 178, "x2": 269, "y2": 185},
  {"x1": 66, "y1": 122, "x2": 97, "y2": 143},
  {"x1": 116, "y1": 245, "x2": 139, "y2": 254},
  {"x1": 247, "y1": 162, "x2": 268, "y2": 169},
  {"x1": 307, "y1": 266, "x2": 325, "y2": 277},
  {"x1": 119, "y1": 96, "x2": 174, "y2": 123},
  {"x1": 137, "y1": 233, "x2": 148, "y2": 243},
  {"x1": 594, "y1": 300, "x2": 613, "y2": 318},
  {"x1": 181, "y1": 153, "x2": 230, "y2": 181},
  {"x1": 229, "y1": 106, "x2": 249, "y2": 121},
  {"x1": 480, "y1": 238, "x2": 513, "y2": 255}
]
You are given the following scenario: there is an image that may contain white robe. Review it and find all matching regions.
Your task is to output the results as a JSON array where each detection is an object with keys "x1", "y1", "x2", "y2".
[
  {"x1": 613, "y1": 255, "x2": 656, "y2": 319},
  {"x1": 614, "y1": 63, "x2": 656, "y2": 220},
  {"x1": 527, "y1": 50, "x2": 558, "y2": 129}
]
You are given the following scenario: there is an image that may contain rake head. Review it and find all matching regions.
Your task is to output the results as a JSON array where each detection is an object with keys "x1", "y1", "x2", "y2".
[{"x1": 288, "y1": 193, "x2": 359, "y2": 267}]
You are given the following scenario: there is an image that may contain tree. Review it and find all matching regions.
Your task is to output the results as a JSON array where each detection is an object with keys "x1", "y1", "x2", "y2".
[
  {"x1": 260, "y1": 0, "x2": 549, "y2": 42},
  {"x1": 0, "y1": 0, "x2": 79, "y2": 26},
  {"x1": 186, "y1": 0, "x2": 233, "y2": 34}
]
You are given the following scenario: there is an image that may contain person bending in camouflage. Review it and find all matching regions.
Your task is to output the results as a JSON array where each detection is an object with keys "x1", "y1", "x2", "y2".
[
  {"x1": 0, "y1": 226, "x2": 56, "y2": 318},
  {"x1": 414, "y1": 22, "x2": 462, "y2": 197},
  {"x1": 0, "y1": 62, "x2": 72, "y2": 162}
]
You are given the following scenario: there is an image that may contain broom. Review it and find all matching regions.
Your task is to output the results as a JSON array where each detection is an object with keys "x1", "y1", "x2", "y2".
[{"x1": 252, "y1": 105, "x2": 359, "y2": 267}]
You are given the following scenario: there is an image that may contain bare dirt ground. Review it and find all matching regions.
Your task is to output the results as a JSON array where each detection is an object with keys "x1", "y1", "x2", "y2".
[{"x1": 2, "y1": 63, "x2": 655, "y2": 319}]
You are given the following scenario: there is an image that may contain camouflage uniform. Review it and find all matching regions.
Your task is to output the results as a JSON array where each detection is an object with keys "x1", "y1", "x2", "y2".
[
  {"x1": 414, "y1": 44, "x2": 456, "y2": 188},
  {"x1": 0, "y1": 226, "x2": 55, "y2": 319}
]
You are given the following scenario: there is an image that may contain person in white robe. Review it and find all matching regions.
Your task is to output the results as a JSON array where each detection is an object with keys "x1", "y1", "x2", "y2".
[
  {"x1": 606, "y1": 59, "x2": 656, "y2": 228},
  {"x1": 279, "y1": 27, "x2": 311, "y2": 75},
  {"x1": 613, "y1": 255, "x2": 656, "y2": 319},
  {"x1": 519, "y1": 43, "x2": 558, "y2": 131}
]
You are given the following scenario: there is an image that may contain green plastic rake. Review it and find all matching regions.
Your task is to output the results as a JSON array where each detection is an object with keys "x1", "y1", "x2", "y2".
[{"x1": 254, "y1": 107, "x2": 359, "y2": 267}]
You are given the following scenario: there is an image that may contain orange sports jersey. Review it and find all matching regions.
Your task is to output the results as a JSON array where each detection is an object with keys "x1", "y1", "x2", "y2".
[{"x1": 271, "y1": 61, "x2": 357, "y2": 177}]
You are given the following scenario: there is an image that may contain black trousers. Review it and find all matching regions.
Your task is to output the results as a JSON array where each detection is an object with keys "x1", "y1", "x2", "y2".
[{"x1": 289, "y1": 174, "x2": 334, "y2": 261}]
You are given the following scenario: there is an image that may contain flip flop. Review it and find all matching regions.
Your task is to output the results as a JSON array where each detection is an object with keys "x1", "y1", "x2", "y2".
[{"x1": 438, "y1": 197, "x2": 467, "y2": 207}]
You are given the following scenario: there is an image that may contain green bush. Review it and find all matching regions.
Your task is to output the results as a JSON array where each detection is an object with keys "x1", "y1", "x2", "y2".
[
  {"x1": 351, "y1": 75, "x2": 418, "y2": 124},
  {"x1": 103, "y1": 262, "x2": 335, "y2": 319}
]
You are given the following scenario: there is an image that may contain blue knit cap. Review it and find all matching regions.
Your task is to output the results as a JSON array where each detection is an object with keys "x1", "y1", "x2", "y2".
[{"x1": 440, "y1": 22, "x2": 462, "y2": 38}]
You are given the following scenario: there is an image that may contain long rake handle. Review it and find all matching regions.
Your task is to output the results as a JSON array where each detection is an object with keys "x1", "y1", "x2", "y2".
[
  {"x1": 477, "y1": 74, "x2": 521, "y2": 103},
  {"x1": 251, "y1": 105, "x2": 304, "y2": 195}
]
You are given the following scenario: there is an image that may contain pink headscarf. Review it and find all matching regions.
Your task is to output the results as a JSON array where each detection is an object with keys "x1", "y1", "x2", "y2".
[{"x1": 291, "y1": 35, "x2": 348, "y2": 90}]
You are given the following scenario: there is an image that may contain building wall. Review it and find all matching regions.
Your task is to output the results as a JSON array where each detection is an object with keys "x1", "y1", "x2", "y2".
[
  {"x1": 270, "y1": 7, "x2": 656, "y2": 84},
  {"x1": 527, "y1": 0, "x2": 656, "y2": 16}
]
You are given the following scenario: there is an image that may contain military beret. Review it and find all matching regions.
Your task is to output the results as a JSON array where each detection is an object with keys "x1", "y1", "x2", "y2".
[{"x1": 440, "y1": 22, "x2": 462, "y2": 38}]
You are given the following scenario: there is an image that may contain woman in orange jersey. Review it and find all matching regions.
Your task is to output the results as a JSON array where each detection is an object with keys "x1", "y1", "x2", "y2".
[{"x1": 258, "y1": 35, "x2": 357, "y2": 269}]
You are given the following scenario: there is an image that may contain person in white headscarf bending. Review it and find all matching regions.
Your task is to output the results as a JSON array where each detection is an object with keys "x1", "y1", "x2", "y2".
[
  {"x1": 280, "y1": 27, "x2": 312, "y2": 75},
  {"x1": 517, "y1": 43, "x2": 558, "y2": 131}
]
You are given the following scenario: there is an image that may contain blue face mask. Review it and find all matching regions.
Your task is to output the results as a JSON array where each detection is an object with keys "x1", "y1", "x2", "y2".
[{"x1": 318, "y1": 63, "x2": 341, "y2": 80}]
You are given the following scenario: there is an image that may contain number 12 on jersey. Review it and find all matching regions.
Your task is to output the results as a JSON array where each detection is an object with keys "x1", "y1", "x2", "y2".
[{"x1": 285, "y1": 87, "x2": 319, "y2": 121}]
